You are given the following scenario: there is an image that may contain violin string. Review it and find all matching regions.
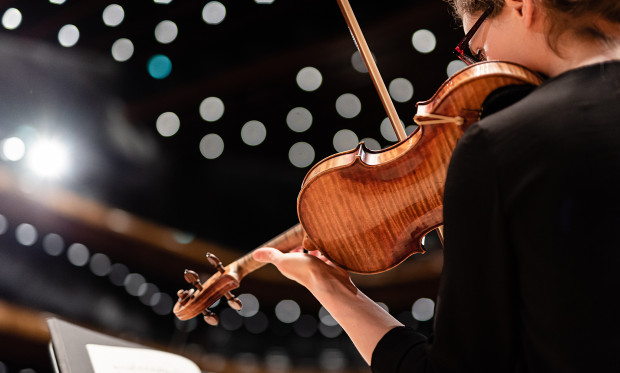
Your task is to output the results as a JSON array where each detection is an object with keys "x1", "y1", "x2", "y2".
[{"x1": 414, "y1": 113, "x2": 465, "y2": 126}]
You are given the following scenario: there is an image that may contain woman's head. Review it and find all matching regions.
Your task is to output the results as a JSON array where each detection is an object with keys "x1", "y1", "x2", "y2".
[
  {"x1": 449, "y1": 0, "x2": 620, "y2": 49},
  {"x1": 448, "y1": 0, "x2": 620, "y2": 76}
]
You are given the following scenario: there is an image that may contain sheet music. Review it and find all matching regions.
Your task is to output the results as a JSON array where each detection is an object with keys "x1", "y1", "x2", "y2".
[
  {"x1": 86, "y1": 344, "x2": 201, "y2": 373},
  {"x1": 49, "y1": 343, "x2": 61, "y2": 373}
]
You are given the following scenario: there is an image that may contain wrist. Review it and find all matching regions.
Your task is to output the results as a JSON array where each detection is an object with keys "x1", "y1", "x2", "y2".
[{"x1": 306, "y1": 262, "x2": 358, "y2": 299}]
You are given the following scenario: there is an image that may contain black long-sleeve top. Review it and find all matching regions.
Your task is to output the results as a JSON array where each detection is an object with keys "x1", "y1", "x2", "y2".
[{"x1": 371, "y1": 61, "x2": 620, "y2": 372}]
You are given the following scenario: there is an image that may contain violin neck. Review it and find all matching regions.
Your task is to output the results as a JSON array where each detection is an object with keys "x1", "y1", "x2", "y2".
[{"x1": 228, "y1": 224, "x2": 305, "y2": 280}]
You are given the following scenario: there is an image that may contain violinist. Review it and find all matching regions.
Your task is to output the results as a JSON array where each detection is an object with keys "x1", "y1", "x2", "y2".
[{"x1": 254, "y1": 0, "x2": 620, "y2": 371}]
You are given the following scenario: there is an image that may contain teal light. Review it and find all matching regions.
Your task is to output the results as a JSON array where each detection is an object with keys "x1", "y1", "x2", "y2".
[{"x1": 147, "y1": 54, "x2": 172, "y2": 79}]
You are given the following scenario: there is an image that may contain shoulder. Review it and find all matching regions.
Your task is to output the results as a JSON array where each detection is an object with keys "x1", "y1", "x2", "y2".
[
  {"x1": 474, "y1": 61, "x2": 620, "y2": 159},
  {"x1": 448, "y1": 61, "x2": 620, "y2": 175}
]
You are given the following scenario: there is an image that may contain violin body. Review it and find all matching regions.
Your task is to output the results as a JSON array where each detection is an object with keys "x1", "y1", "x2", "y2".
[
  {"x1": 298, "y1": 61, "x2": 543, "y2": 274},
  {"x1": 298, "y1": 122, "x2": 456, "y2": 273}
]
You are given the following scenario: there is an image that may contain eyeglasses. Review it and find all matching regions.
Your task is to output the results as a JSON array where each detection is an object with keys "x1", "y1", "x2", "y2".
[{"x1": 454, "y1": 7, "x2": 493, "y2": 65}]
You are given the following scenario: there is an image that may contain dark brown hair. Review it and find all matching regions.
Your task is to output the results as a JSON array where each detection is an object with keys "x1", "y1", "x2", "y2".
[{"x1": 447, "y1": 0, "x2": 620, "y2": 51}]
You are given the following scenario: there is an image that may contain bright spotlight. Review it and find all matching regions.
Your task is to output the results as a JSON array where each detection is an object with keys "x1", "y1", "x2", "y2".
[
  {"x1": 1, "y1": 137, "x2": 26, "y2": 161},
  {"x1": 28, "y1": 139, "x2": 69, "y2": 178}
]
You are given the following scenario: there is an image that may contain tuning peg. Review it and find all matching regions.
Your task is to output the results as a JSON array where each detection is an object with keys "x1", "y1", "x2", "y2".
[
  {"x1": 202, "y1": 309, "x2": 219, "y2": 326},
  {"x1": 206, "y1": 253, "x2": 226, "y2": 274},
  {"x1": 176, "y1": 289, "x2": 193, "y2": 305},
  {"x1": 225, "y1": 292, "x2": 242, "y2": 311},
  {"x1": 183, "y1": 269, "x2": 203, "y2": 291}
]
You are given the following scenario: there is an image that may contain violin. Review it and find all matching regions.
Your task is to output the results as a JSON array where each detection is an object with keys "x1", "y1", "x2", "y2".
[
  {"x1": 299, "y1": 60, "x2": 542, "y2": 274},
  {"x1": 173, "y1": 1, "x2": 543, "y2": 325}
]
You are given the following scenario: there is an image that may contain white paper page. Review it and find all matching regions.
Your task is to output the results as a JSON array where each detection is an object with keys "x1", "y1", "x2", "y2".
[{"x1": 86, "y1": 344, "x2": 201, "y2": 373}]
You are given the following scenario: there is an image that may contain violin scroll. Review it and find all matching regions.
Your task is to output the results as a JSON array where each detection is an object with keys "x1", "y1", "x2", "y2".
[
  {"x1": 173, "y1": 224, "x2": 305, "y2": 325},
  {"x1": 174, "y1": 253, "x2": 242, "y2": 325}
]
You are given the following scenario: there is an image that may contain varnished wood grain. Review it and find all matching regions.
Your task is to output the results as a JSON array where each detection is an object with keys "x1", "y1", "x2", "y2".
[{"x1": 298, "y1": 61, "x2": 542, "y2": 274}]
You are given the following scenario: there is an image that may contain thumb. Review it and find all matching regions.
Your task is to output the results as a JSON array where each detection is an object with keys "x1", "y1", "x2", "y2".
[{"x1": 253, "y1": 247, "x2": 283, "y2": 263}]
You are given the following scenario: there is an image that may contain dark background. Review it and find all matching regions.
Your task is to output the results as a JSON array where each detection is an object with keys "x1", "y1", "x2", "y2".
[{"x1": 0, "y1": 0, "x2": 464, "y2": 372}]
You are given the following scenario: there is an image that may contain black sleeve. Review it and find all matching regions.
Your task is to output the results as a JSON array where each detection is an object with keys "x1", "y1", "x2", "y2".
[
  {"x1": 371, "y1": 124, "x2": 519, "y2": 372},
  {"x1": 371, "y1": 327, "x2": 430, "y2": 373}
]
